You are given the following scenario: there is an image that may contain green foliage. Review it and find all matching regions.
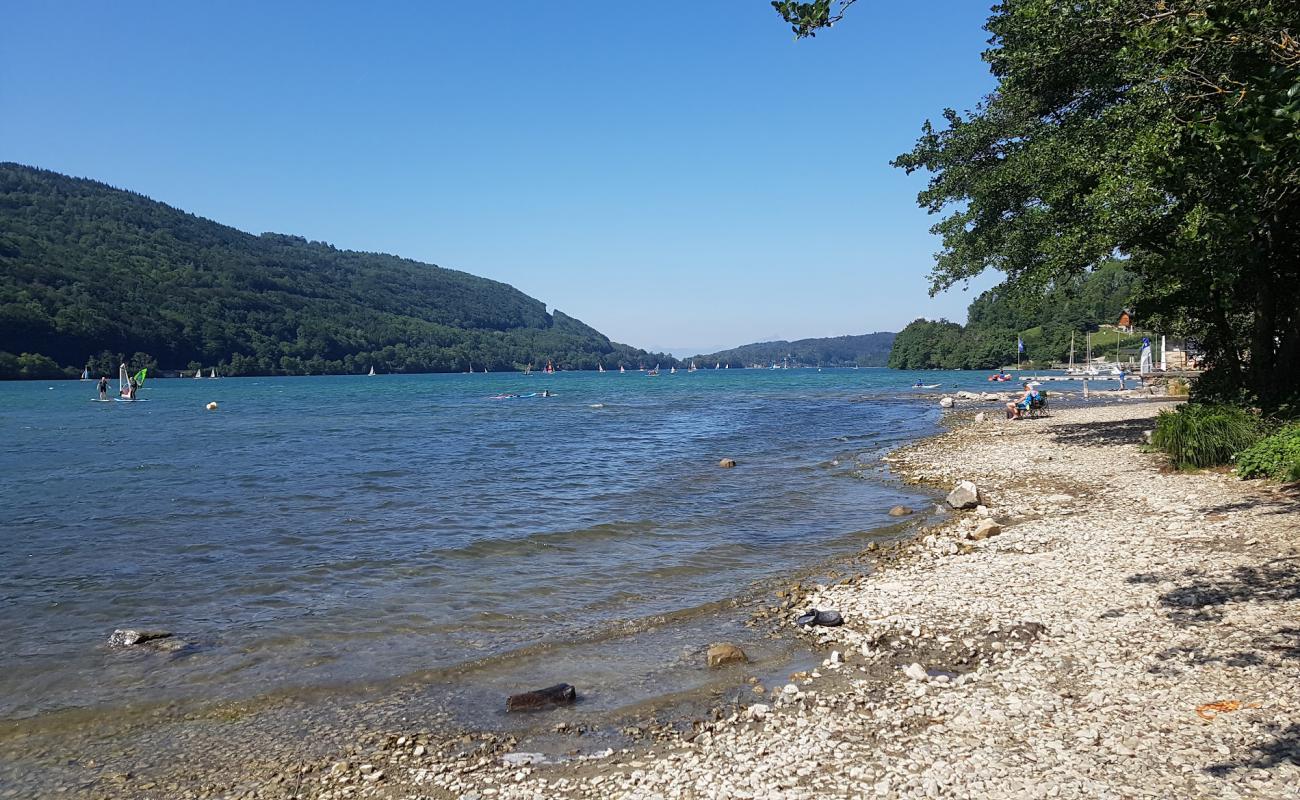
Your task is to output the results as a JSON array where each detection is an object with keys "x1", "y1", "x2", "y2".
[
  {"x1": 695, "y1": 332, "x2": 894, "y2": 368},
  {"x1": 784, "y1": 1, "x2": 1300, "y2": 408},
  {"x1": 770, "y1": 0, "x2": 857, "y2": 38},
  {"x1": 888, "y1": 262, "x2": 1140, "y2": 369},
  {"x1": 0, "y1": 164, "x2": 673, "y2": 378},
  {"x1": 1151, "y1": 404, "x2": 1262, "y2": 470},
  {"x1": 887, "y1": 0, "x2": 1300, "y2": 409},
  {"x1": 1235, "y1": 424, "x2": 1300, "y2": 481}
]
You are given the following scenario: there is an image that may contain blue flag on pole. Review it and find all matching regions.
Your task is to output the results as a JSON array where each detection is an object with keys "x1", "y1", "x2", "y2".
[{"x1": 1017, "y1": 337, "x2": 1025, "y2": 354}]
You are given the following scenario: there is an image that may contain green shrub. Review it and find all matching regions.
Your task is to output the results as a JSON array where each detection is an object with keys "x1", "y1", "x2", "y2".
[
  {"x1": 1151, "y1": 404, "x2": 1261, "y2": 469},
  {"x1": 1235, "y1": 424, "x2": 1300, "y2": 481}
]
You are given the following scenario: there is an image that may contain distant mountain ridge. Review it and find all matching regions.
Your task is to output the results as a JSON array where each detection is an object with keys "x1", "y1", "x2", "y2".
[
  {"x1": 693, "y1": 332, "x2": 896, "y2": 368},
  {"x1": 0, "y1": 163, "x2": 674, "y2": 378}
]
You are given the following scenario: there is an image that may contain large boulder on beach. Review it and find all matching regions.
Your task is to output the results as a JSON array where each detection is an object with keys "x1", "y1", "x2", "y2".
[
  {"x1": 939, "y1": 396, "x2": 954, "y2": 409},
  {"x1": 706, "y1": 643, "x2": 749, "y2": 668},
  {"x1": 506, "y1": 683, "x2": 577, "y2": 712},
  {"x1": 971, "y1": 519, "x2": 1003, "y2": 540},
  {"x1": 888, "y1": 505, "x2": 915, "y2": 517},
  {"x1": 946, "y1": 480, "x2": 983, "y2": 510}
]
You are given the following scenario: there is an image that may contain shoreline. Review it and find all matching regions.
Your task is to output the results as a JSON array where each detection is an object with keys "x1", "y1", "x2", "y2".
[
  {"x1": 333, "y1": 399, "x2": 1296, "y2": 799},
  {"x1": 9, "y1": 397, "x2": 1298, "y2": 798}
]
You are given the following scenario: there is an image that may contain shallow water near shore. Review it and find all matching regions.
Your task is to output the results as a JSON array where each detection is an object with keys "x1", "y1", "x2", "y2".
[{"x1": 0, "y1": 368, "x2": 1043, "y2": 772}]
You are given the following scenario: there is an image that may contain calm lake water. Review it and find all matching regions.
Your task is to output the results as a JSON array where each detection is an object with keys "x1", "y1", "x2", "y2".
[{"x1": 0, "y1": 368, "x2": 1007, "y2": 727}]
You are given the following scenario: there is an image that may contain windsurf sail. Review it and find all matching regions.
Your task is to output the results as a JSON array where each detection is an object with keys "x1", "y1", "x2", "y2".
[
  {"x1": 134, "y1": 368, "x2": 148, "y2": 387},
  {"x1": 118, "y1": 363, "x2": 129, "y2": 397}
]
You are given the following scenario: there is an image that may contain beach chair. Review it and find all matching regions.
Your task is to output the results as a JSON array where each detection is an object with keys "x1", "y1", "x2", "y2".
[{"x1": 1026, "y1": 390, "x2": 1049, "y2": 418}]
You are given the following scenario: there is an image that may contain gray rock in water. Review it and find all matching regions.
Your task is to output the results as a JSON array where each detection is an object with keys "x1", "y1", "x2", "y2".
[
  {"x1": 888, "y1": 505, "x2": 915, "y2": 517},
  {"x1": 939, "y1": 396, "x2": 955, "y2": 409},
  {"x1": 946, "y1": 480, "x2": 983, "y2": 510},
  {"x1": 718, "y1": 458, "x2": 737, "y2": 468},
  {"x1": 506, "y1": 683, "x2": 577, "y2": 712},
  {"x1": 108, "y1": 629, "x2": 173, "y2": 648}
]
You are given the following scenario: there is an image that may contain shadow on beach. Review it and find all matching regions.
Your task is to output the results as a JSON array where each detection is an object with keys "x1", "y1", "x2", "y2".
[
  {"x1": 1141, "y1": 556, "x2": 1300, "y2": 776},
  {"x1": 1046, "y1": 415, "x2": 1154, "y2": 447}
]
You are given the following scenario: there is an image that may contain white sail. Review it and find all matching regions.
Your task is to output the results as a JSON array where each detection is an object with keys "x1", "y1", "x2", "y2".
[
  {"x1": 118, "y1": 363, "x2": 129, "y2": 397},
  {"x1": 81, "y1": 367, "x2": 89, "y2": 380},
  {"x1": 194, "y1": 367, "x2": 203, "y2": 379},
  {"x1": 369, "y1": 366, "x2": 376, "y2": 376},
  {"x1": 209, "y1": 367, "x2": 217, "y2": 378}
]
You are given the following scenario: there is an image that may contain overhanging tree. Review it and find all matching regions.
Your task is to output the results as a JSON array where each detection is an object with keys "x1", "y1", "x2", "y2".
[{"x1": 777, "y1": 1, "x2": 1300, "y2": 408}]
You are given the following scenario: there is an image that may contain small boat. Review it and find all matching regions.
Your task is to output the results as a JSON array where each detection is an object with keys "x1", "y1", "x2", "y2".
[
  {"x1": 546, "y1": 360, "x2": 555, "y2": 374},
  {"x1": 194, "y1": 368, "x2": 203, "y2": 379},
  {"x1": 688, "y1": 362, "x2": 697, "y2": 372},
  {"x1": 670, "y1": 366, "x2": 676, "y2": 374},
  {"x1": 598, "y1": 364, "x2": 605, "y2": 373},
  {"x1": 914, "y1": 383, "x2": 941, "y2": 389},
  {"x1": 715, "y1": 362, "x2": 720, "y2": 370},
  {"x1": 80, "y1": 367, "x2": 90, "y2": 381},
  {"x1": 619, "y1": 365, "x2": 625, "y2": 374},
  {"x1": 369, "y1": 366, "x2": 376, "y2": 376},
  {"x1": 647, "y1": 364, "x2": 660, "y2": 376},
  {"x1": 209, "y1": 367, "x2": 218, "y2": 379}
]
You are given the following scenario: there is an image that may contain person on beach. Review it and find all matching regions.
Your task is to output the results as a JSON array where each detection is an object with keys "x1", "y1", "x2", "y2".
[{"x1": 1006, "y1": 382, "x2": 1037, "y2": 419}]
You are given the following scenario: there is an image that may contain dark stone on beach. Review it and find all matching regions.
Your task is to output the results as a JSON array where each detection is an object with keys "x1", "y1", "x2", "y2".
[
  {"x1": 506, "y1": 683, "x2": 577, "y2": 712},
  {"x1": 795, "y1": 609, "x2": 844, "y2": 628},
  {"x1": 888, "y1": 505, "x2": 915, "y2": 517},
  {"x1": 718, "y1": 458, "x2": 737, "y2": 468},
  {"x1": 108, "y1": 629, "x2": 173, "y2": 648}
]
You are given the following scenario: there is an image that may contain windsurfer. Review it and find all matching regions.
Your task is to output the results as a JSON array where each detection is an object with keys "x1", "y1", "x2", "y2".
[
  {"x1": 97, "y1": 376, "x2": 109, "y2": 400},
  {"x1": 128, "y1": 375, "x2": 139, "y2": 400}
]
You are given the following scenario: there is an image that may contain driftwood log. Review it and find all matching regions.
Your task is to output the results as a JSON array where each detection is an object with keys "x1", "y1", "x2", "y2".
[{"x1": 506, "y1": 683, "x2": 577, "y2": 712}]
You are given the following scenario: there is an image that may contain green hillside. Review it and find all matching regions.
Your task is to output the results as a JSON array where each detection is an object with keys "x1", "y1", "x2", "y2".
[
  {"x1": 693, "y1": 332, "x2": 895, "y2": 368},
  {"x1": 0, "y1": 163, "x2": 673, "y2": 378},
  {"x1": 888, "y1": 262, "x2": 1142, "y2": 370}
]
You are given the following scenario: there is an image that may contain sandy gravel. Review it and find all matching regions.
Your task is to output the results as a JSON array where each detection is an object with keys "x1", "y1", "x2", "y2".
[{"x1": 335, "y1": 400, "x2": 1300, "y2": 800}]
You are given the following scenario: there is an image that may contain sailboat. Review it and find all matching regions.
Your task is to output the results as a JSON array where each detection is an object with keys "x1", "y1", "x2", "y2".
[
  {"x1": 619, "y1": 365, "x2": 625, "y2": 374},
  {"x1": 525, "y1": 364, "x2": 533, "y2": 376},
  {"x1": 369, "y1": 366, "x2": 376, "y2": 376},
  {"x1": 688, "y1": 362, "x2": 697, "y2": 372},
  {"x1": 81, "y1": 367, "x2": 90, "y2": 381},
  {"x1": 209, "y1": 367, "x2": 218, "y2": 379},
  {"x1": 194, "y1": 367, "x2": 203, "y2": 379},
  {"x1": 715, "y1": 362, "x2": 720, "y2": 370},
  {"x1": 598, "y1": 364, "x2": 605, "y2": 373},
  {"x1": 669, "y1": 366, "x2": 677, "y2": 374}
]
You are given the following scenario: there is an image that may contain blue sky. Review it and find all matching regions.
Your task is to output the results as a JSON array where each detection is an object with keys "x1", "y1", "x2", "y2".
[{"x1": 1, "y1": 1, "x2": 998, "y2": 355}]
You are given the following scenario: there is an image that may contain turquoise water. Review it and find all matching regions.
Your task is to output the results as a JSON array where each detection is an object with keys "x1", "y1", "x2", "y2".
[{"x1": 0, "y1": 368, "x2": 1004, "y2": 724}]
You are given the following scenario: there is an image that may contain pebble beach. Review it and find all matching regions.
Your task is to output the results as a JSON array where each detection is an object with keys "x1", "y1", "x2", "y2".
[{"x1": 327, "y1": 399, "x2": 1298, "y2": 800}]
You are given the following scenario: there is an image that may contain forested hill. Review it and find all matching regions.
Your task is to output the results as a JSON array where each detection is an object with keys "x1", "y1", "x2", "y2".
[
  {"x1": 888, "y1": 262, "x2": 1141, "y2": 370},
  {"x1": 0, "y1": 163, "x2": 673, "y2": 378},
  {"x1": 693, "y1": 332, "x2": 895, "y2": 368}
]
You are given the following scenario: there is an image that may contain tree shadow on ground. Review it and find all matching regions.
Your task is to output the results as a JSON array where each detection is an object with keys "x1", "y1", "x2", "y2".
[
  {"x1": 1157, "y1": 557, "x2": 1300, "y2": 626},
  {"x1": 1197, "y1": 483, "x2": 1300, "y2": 518},
  {"x1": 1147, "y1": 558, "x2": 1300, "y2": 776},
  {"x1": 1206, "y1": 724, "x2": 1300, "y2": 777},
  {"x1": 1046, "y1": 416, "x2": 1154, "y2": 447}
]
